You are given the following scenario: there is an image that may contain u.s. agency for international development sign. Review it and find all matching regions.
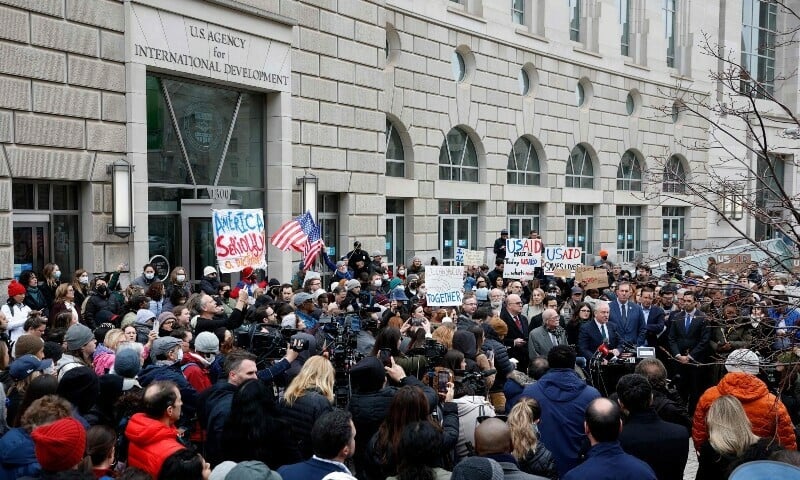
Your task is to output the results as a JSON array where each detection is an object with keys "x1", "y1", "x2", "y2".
[{"x1": 129, "y1": 3, "x2": 291, "y2": 92}]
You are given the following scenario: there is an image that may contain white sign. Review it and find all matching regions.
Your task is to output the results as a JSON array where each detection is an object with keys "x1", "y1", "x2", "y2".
[
  {"x1": 425, "y1": 266, "x2": 464, "y2": 306},
  {"x1": 455, "y1": 248, "x2": 485, "y2": 266},
  {"x1": 130, "y1": 4, "x2": 291, "y2": 92},
  {"x1": 503, "y1": 239, "x2": 543, "y2": 279},
  {"x1": 542, "y1": 246, "x2": 583, "y2": 276}
]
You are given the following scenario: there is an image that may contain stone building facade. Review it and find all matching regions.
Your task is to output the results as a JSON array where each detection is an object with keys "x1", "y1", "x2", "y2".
[{"x1": 0, "y1": 0, "x2": 795, "y2": 285}]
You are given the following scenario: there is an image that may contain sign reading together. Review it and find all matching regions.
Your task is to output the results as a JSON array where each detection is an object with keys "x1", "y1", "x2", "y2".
[
  {"x1": 213, "y1": 209, "x2": 267, "y2": 273},
  {"x1": 425, "y1": 266, "x2": 465, "y2": 306}
]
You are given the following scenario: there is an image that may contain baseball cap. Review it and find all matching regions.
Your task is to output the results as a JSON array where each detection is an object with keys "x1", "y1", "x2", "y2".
[
  {"x1": 203, "y1": 266, "x2": 217, "y2": 276},
  {"x1": 10, "y1": 355, "x2": 53, "y2": 381},
  {"x1": 293, "y1": 292, "x2": 314, "y2": 306}
]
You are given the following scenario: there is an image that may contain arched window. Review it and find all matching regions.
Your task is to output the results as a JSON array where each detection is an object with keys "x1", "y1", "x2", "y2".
[
  {"x1": 566, "y1": 144, "x2": 594, "y2": 189},
  {"x1": 439, "y1": 127, "x2": 478, "y2": 182},
  {"x1": 507, "y1": 137, "x2": 541, "y2": 185},
  {"x1": 663, "y1": 155, "x2": 686, "y2": 193},
  {"x1": 385, "y1": 119, "x2": 405, "y2": 177},
  {"x1": 617, "y1": 150, "x2": 643, "y2": 191}
]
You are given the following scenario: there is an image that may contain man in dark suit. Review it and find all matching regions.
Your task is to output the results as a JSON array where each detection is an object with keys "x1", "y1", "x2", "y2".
[
  {"x1": 617, "y1": 374, "x2": 690, "y2": 480},
  {"x1": 640, "y1": 287, "x2": 666, "y2": 348},
  {"x1": 578, "y1": 301, "x2": 620, "y2": 362},
  {"x1": 608, "y1": 282, "x2": 647, "y2": 348},
  {"x1": 667, "y1": 290, "x2": 711, "y2": 414},
  {"x1": 501, "y1": 293, "x2": 529, "y2": 371}
]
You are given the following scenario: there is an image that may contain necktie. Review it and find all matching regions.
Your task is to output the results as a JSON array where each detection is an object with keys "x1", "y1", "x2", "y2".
[
  {"x1": 601, "y1": 324, "x2": 608, "y2": 342},
  {"x1": 514, "y1": 316, "x2": 522, "y2": 332},
  {"x1": 621, "y1": 302, "x2": 628, "y2": 324},
  {"x1": 685, "y1": 315, "x2": 692, "y2": 331}
]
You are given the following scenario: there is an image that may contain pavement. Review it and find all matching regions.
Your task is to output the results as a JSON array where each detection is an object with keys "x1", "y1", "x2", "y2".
[{"x1": 684, "y1": 442, "x2": 698, "y2": 480}]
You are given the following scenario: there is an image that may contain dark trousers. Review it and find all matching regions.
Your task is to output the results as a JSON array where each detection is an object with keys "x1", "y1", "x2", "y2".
[{"x1": 673, "y1": 362, "x2": 711, "y2": 415}]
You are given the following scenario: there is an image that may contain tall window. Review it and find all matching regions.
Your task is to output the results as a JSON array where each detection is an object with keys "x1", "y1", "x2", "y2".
[
  {"x1": 616, "y1": 206, "x2": 641, "y2": 263},
  {"x1": 663, "y1": 155, "x2": 686, "y2": 193},
  {"x1": 720, "y1": 181, "x2": 745, "y2": 221},
  {"x1": 755, "y1": 154, "x2": 786, "y2": 240},
  {"x1": 566, "y1": 144, "x2": 594, "y2": 189},
  {"x1": 439, "y1": 127, "x2": 479, "y2": 182},
  {"x1": 569, "y1": 0, "x2": 581, "y2": 41},
  {"x1": 439, "y1": 201, "x2": 479, "y2": 266},
  {"x1": 512, "y1": 0, "x2": 525, "y2": 24},
  {"x1": 663, "y1": 0, "x2": 676, "y2": 67},
  {"x1": 741, "y1": 0, "x2": 777, "y2": 97},
  {"x1": 507, "y1": 137, "x2": 541, "y2": 185},
  {"x1": 565, "y1": 204, "x2": 593, "y2": 264},
  {"x1": 619, "y1": 0, "x2": 631, "y2": 56},
  {"x1": 617, "y1": 150, "x2": 643, "y2": 191},
  {"x1": 386, "y1": 199, "x2": 405, "y2": 269},
  {"x1": 507, "y1": 202, "x2": 540, "y2": 238},
  {"x1": 385, "y1": 119, "x2": 405, "y2": 177},
  {"x1": 318, "y1": 193, "x2": 339, "y2": 286},
  {"x1": 662, "y1": 206, "x2": 685, "y2": 257}
]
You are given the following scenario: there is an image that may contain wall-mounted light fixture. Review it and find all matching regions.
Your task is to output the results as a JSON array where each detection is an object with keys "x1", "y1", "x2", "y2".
[
  {"x1": 107, "y1": 160, "x2": 133, "y2": 237},
  {"x1": 297, "y1": 172, "x2": 318, "y2": 222}
]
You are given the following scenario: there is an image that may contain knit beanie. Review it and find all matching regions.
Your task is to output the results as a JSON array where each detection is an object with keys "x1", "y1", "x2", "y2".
[
  {"x1": 7, "y1": 280, "x2": 25, "y2": 297},
  {"x1": 31, "y1": 417, "x2": 86, "y2": 472},
  {"x1": 64, "y1": 323, "x2": 94, "y2": 351},
  {"x1": 114, "y1": 348, "x2": 141, "y2": 378},
  {"x1": 57, "y1": 366, "x2": 100, "y2": 414},
  {"x1": 210, "y1": 461, "x2": 238, "y2": 480},
  {"x1": 14, "y1": 334, "x2": 44, "y2": 358},
  {"x1": 225, "y1": 460, "x2": 281, "y2": 480},
  {"x1": 348, "y1": 356, "x2": 386, "y2": 393},
  {"x1": 451, "y1": 457, "x2": 504, "y2": 480},
  {"x1": 135, "y1": 309, "x2": 155, "y2": 326}
]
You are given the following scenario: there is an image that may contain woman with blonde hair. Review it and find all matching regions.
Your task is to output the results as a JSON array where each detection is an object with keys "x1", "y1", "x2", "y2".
[
  {"x1": 522, "y1": 288, "x2": 546, "y2": 320},
  {"x1": 508, "y1": 398, "x2": 557, "y2": 479},
  {"x1": 92, "y1": 328, "x2": 126, "y2": 376},
  {"x1": 279, "y1": 355, "x2": 335, "y2": 459},
  {"x1": 697, "y1": 395, "x2": 782, "y2": 480},
  {"x1": 50, "y1": 283, "x2": 81, "y2": 327},
  {"x1": 432, "y1": 323, "x2": 455, "y2": 349}
]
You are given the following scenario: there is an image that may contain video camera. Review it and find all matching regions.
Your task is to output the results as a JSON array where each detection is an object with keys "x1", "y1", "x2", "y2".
[
  {"x1": 407, "y1": 339, "x2": 448, "y2": 368},
  {"x1": 318, "y1": 313, "x2": 364, "y2": 408},
  {"x1": 234, "y1": 323, "x2": 309, "y2": 369}
]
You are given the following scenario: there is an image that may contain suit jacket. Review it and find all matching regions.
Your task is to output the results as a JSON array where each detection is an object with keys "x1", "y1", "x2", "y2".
[
  {"x1": 609, "y1": 301, "x2": 647, "y2": 347},
  {"x1": 619, "y1": 410, "x2": 690, "y2": 480},
  {"x1": 667, "y1": 310, "x2": 711, "y2": 362},
  {"x1": 502, "y1": 309, "x2": 530, "y2": 368},
  {"x1": 642, "y1": 305, "x2": 666, "y2": 348},
  {"x1": 529, "y1": 325, "x2": 568, "y2": 359},
  {"x1": 578, "y1": 321, "x2": 619, "y2": 361}
]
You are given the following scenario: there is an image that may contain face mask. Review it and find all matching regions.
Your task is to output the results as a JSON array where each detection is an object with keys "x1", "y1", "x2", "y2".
[
  {"x1": 54, "y1": 271, "x2": 61, "y2": 280},
  {"x1": 222, "y1": 291, "x2": 230, "y2": 300},
  {"x1": 145, "y1": 273, "x2": 155, "y2": 280},
  {"x1": 409, "y1": 282, "x2": 418, "y2": 289},
  {"x1": 79, "y1": 276, "x2": 89, "y2": 285},
  {"x1": 373, "y1": 280, "x2": 382, "y2": 287},
  {"x1": 382, "y1": 274, "x2": 389, "y2": 280},
  {"x1": 96, "y1": 285, "x2": 107, "y2": 295},
  {"x1": 398, "y1": 270, "x2": 405, "y2": 275},
  {"x1": 176, "y1": 275, "x2": 186, "y2": 282}
]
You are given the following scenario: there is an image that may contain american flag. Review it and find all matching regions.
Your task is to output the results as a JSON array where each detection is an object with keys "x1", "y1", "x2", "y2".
[
  {"x1": 302, "y1": 221, "x2": 323, "y2": 270},
  {"x1": 271, "y1": 211, "x2": 318, "y2": 252}
]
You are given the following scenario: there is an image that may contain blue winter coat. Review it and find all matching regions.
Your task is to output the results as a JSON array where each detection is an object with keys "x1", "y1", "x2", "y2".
[
  {"x1": 521, "y1": 368, "x2": 601, "y2": 477},
  {"x1": 0, "y1": 428, "x2": 39, "y2": 480}
]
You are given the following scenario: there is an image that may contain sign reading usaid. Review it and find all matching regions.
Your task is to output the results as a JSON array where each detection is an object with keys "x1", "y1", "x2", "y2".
[{"x1": 129, "y1": 3, "x2": 291, "y2": 92}]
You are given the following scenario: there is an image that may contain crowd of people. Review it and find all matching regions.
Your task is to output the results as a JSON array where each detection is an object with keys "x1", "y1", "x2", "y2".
[{"x1": 1, "y1": 243, "x2": 800, "y2": 480}]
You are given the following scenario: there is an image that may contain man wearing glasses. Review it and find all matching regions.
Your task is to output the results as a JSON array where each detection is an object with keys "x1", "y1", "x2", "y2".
[{"x1": 501, "y1": 294, "x2": 529, "y2": 371}]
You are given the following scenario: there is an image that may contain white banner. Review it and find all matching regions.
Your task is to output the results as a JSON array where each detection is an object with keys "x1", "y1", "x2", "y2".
[{"x1": 425, "y1": 266, "x2": 464, "y2": 306}]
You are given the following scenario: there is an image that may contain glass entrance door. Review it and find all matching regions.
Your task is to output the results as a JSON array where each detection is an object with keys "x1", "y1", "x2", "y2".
[
  {"x1": 440, "y1": 216, "x2": 476, "y2": 266},
  {"x1": 181, "y1": 200, "x2": 242, "y2": 286},
  {"x1": 565, "y1": 204, "x2": 594, "y2": 264},
  {"x1": 13, "y1": 223, "x2": 49, "y2": 276}
]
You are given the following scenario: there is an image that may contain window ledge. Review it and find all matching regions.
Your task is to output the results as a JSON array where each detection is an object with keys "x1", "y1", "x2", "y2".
[
  {"x1": 514, "y1": 27, "x2": 548, "y2": 43},
  {"x1": 623, "y1": 61, "x2": 650, "y2": 72},
  {"x1": 572, "y1": 46, "x2": 602, "y2": 59},
  {"x1": 446, "y1": 5, "x2": 487, "y2": 23},
  {"x1": 670, "y1": 72, "x2": 692, "y2": 82}
]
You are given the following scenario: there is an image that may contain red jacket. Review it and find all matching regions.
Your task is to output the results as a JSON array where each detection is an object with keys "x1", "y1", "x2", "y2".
[
  {"x1": 125, "y1": 413, "x2": 185, "y2": 477},
  {"x1": 692, "y1": 372, "x2": 797, "y2": 450}
]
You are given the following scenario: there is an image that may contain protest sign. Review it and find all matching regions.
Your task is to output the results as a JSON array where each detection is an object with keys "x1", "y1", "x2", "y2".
[
  {"x1": 575, "y1": 265, "x2": 609, "y2": 290},
  {"x1": 503, "y1": 238, "x2": 543, "y2": 279},
  {"x1": 425, "y1": 266, "x2": 464, "y2": 306},
  {"x1": 543, "y1": 246, "x2": 582, "y2": 276},
  {"x1": 716, "y1": 253, "x2": 751, "y2": 275},
  {"x1": 456, "y1": 247, "x2": 485, "y2": 266},
  {"x1": 212, "y1": 209, "x2": 267, "y2": 273}
]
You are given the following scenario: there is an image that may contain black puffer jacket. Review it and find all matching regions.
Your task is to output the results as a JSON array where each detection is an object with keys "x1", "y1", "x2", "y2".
[
  {"x1": 348, "y1": 376, "x2": 437, "y2": 480},
  {"x1": 518, "y1": 444, "x2": 558, "y2": 480},
  {"x1": 364, "y1": 401, "x2": 460, "y2": 480},
  {"x1": 279, "y1": 388, "x2": 334, "y2": 459},
  {"x1": 83, "y1": 291, "x2": 120, "y2": 329},
  {"x1": 483, "y1": 326, "x2": 513, "y2": 392}
]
